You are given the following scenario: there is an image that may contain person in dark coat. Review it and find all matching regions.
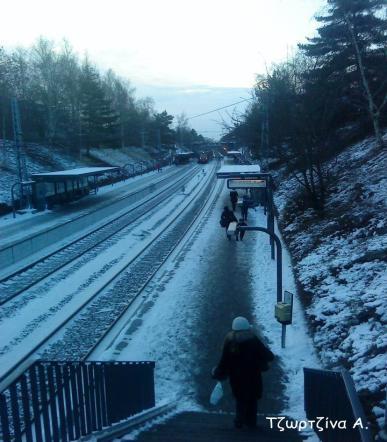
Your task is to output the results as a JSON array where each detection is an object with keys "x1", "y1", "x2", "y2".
[
  {"x1": 220, "y1": 206, "x2": 238, "y2": 236},
  {"x1": 241, "y1": 193, "x2": 252, "y2": 221},
  {"x1": 229, "y1": 190, "x2": 239, "y2": 211},
  {"x1": 212, "y1": 317, "x2": 274, "y2": 429}
]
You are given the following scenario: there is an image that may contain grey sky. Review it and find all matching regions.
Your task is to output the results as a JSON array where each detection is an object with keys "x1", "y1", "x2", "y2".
[{"x1": 1, "y1": 0, "x2": 326, "y2": 139}]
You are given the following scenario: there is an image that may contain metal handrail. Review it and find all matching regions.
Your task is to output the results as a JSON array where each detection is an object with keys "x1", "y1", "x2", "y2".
[
  {"x1": 341, "y1": 369, "x2": 373, "y2": 442},
  {"x1": 304, "y1": 367, "x2": 373, "y2": 442},
  {"x1": 0, "y1": 360, "x2": 155, "y2": 442}
]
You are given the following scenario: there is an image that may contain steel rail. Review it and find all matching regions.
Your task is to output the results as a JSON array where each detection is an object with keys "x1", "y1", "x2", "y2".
[
  {"x1": 0, "y1": 166, "x2": 188, "y2": 283},
  {"x1": 0, "y1": 165, "x2": 217, "y2": 385},
  {"x1": 84, "y1": 175, "x2": 223, "y2": 361},
  {"x1": 0, "y1": 166, "x2": 199, "y2": 306}
]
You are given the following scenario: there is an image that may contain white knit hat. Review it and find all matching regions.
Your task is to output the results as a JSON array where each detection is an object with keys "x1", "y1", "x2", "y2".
[{"x1": 232, "y1": 316, "x2": 251, "y2": 331}]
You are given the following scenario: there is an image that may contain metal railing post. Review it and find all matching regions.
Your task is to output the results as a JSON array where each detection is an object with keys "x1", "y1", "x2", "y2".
[
  {"x1": 0, "y1": 360, "x2": 156, "y2": 442},
  {"x1": 0, "y1": 393, "x2": 11, "y2": 442}
]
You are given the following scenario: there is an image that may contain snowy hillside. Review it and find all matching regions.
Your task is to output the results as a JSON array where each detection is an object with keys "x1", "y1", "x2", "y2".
[
  {"x1": 89, "y1": 145, "x2": 157, "y2": 166},
  {"x1": 0, "y1": 140, "x2": 96, "y2": 207},
  {"x1": 0, "y1": 141, "x2": 160, "y2": 208},
  {"x1": 273, "y1": 135, "x2": 387, "y2": 431}
]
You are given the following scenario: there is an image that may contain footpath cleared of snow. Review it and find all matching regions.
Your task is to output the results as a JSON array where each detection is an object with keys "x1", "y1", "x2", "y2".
[{"x1": 94, "y1": 182, "x2": 318, "y2": 427}]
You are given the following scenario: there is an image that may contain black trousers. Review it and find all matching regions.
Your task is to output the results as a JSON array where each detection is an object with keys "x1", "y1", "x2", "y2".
[
  {"x1": 235, "y1": 395, "x2": 258, "y2": 427},
  {"x1": 241, "y1": 206, "x2": 248, "y2": 220}
]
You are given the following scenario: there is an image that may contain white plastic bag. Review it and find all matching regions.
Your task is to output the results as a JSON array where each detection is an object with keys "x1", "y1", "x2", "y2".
[{"x1": 210, "y1": 382, "x2": 223, "y2": 405}]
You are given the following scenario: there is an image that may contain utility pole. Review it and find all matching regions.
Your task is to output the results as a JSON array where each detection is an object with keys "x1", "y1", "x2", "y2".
[
  {"x1": 260, "y1": 103, "x2": 269, "y2": 170},
  {"x1": 156, "y1": 128, "x2": 161, "y2": 151},
  {"x1": 1, "y1": 102, "x2": 6, "y2": 166},
  {"x1": 79, "y1": 108, "x2": 83, "y2": 159},
  {"x1": 11, "y1": 98, "x2": 27, "y2": 182},
  {"x1": 179, "y1": 127, "x2": 183, "y2": 148},
  {"x1": 120, "y1": 119, "x2": 125, "y2": 149},
  {"x1": 11, "y1": 98, "x2": 31, "y2": 211},
  {"x1": 140, "y1": 128, "x2": 145, "y2": 148}
]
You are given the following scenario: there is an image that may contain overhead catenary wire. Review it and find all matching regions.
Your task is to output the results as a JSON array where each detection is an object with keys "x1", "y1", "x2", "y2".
[{"x1": 187, "y1": 97, "x2": 254, "y2": 120}]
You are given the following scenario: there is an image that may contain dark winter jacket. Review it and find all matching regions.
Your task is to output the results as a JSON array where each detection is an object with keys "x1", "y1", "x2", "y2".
[
  {"x1": 230, "y1": 190, "x2": 239, "y2": 203},
  {"x1": 213, "y1": 330, "x2": 274, "y2": 399},
  {"x1": 220, "y1": 208, "x2": 238, "y2": 228}
]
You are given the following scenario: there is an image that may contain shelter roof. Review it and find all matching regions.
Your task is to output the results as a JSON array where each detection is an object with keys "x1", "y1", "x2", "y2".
[
  {"x1": 217, "y1": 164, "x2": 261, "y2": 178},
  {"x1": 31, "y1": 167, "x2": 119, "y2": 181},
  {"x1": 175, "y1": 151, "x2": 193, "y2": 156}
]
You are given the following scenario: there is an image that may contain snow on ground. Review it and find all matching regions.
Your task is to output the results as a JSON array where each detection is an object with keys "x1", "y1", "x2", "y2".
[
  {"x1": 247, "y1": 207, "x2": 320, "y2": 420},
  {"x1": 0, "y1": 140, "x2": 94, "y2": 205},
  {"x1": 96, "y1": 181, "x2": 319, "y2": 428},
  {"x1": 0, "y1": 167, "x2": 209, "y2": 378},
  {"x1": 0, "y1": 165, "x2": 173, "y2": 229},
  {"x1": 273, "y1": 135, "x2": 387, "y2": 430},
  {"x1": 0, "y1": 139, "x2": 167, "y2": 207},
  {"x1": 89, "y1": 146, "x2": 157, "y2": 166},
  {"x1": 95, "y1": 179, "x2": 225, "y2": 410}
]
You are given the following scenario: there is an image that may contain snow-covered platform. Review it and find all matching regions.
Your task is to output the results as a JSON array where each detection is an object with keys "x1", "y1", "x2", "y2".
[{"x1": 0, "y1": 167, "x2": 175, "y2": 276}]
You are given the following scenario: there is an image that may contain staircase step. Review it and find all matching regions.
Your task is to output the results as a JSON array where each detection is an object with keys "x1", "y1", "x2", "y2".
[{"x1": 122, "y1": 411, "x2": 305, "y2": 441}]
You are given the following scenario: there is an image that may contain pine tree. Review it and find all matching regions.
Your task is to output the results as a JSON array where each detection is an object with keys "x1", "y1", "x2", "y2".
[
  {"x1": 153, "y1": 111, "x2": 174, "y2": 147},
  {"x1": 300, "y1": 0, "x2": 387, "y2": 147},
  {"x1": 80, "y1": 59, "x2": 119, "y2": 153}
]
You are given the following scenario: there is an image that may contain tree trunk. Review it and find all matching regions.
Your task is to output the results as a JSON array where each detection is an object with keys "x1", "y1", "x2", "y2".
[
  {"x1": 120, "y1": 121, "x2": 125, "y2": 149},
  {"x1": 372, "y1": 111, "x2": 385, "y2": 150},
  {"x1": 344, "y1": 13, "x2": 385, "y2": 149}
]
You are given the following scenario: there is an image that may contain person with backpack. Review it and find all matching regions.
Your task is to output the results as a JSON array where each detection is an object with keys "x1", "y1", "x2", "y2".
[
  {"x1": 220, "y1": 206, "x2": 237, "y2": 239},
  {"x1": 212, "y1": 317, "x2": 274, "y2": 429}
]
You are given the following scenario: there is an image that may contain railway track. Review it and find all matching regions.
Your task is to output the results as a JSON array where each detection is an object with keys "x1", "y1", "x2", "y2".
[
  {"x1": 88, "y1": 175, "x2": 225, "y2": 361},
  {"x1": 0, "y1": 166, "x2": 198, "y2": 306},
  {"x1": 0, "y1": 165, "x2": 219, "y2": 383}
]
